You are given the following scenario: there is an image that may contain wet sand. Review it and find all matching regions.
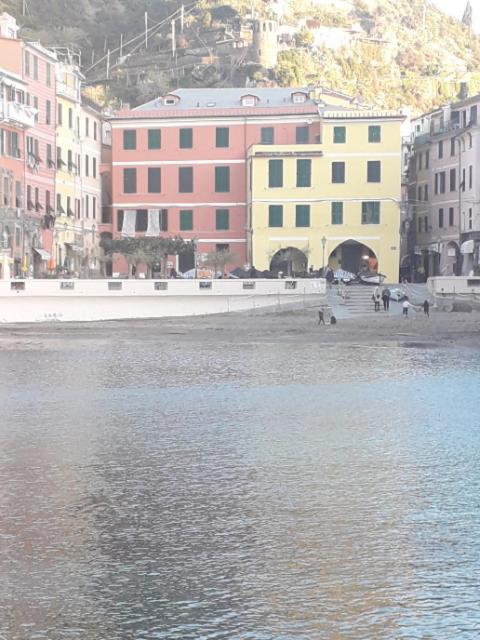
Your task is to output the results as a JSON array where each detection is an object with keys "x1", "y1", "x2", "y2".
[{"x1": 0, "y1": 305, "x2": 479, "y2": 350}]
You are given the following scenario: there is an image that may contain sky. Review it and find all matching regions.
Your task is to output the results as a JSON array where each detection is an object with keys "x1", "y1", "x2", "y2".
[{"x1": 431, "y1": 0, "x2": 480, "y2": 32}]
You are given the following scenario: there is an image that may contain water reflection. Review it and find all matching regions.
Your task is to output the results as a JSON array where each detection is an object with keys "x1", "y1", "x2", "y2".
[{"x1": 0, "y1": 335, "x2": 479, "y2": 639}]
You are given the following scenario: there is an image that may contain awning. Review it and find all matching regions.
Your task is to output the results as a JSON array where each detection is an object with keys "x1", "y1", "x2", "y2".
[
  {"x1": 34, "y1": 248, "x2": 51, "y2": 260},
  {"x1": 461, "y1": 240, "x2": 475, "y2": 254},
  {"x1": 65, "y1": 243, "x2": 83, "y2": 253}
]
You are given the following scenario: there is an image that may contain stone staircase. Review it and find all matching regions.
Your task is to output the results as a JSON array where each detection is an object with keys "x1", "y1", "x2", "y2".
[{"x1": 342, "y1": 285, "x2": 378, "y2": 315}]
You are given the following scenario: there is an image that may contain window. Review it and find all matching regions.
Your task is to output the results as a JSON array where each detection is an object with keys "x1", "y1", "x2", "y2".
[
  {"x1": 57, "y1": 103, "x2": 63, "y2": 126},
  {"x1": 24, "y1": 51, "x2": 30, "y2": 76},
  {"x1": 216, "y1": 127, "x2": 229, "y2": 148},
  {"x1": 108, "y1": 282, "x2": 122, "y2": 291},
  {"x1": 462, "y1": 168, "x2": 466, "y2": 191},
  {"x1": 160, "y1": 209, "x2": 168, "y2": 231},
  {"x1": 449, "y1": 207, "x2": 454, "y2": 226},
  {"x1": 469, "y1": 208, "x2": 473, "y2": 230},
  {"x1": 66, "y1": 196, "x2": 71, "y2": 216},
  {"x1": 0, "y1": 129, "x2": 4, "y2": 155},
  {"x1": 179, "y1": 167, "x2": 193, "y2": 192},
  {"x1": 426, "y1": 151, "x2": 430, "y2": 169},
  {"x1": 469, "y1": 165, "x2": 473, "y2": 189},
  {"x1": 68, "y1": 108, "x2": 73, "y2": 129},
  {"x1": 33, "y1": 55, "x2": 38, "y2": 80},
  {"x1": 148, "y1": 129, "x2": 161, "y2": 149},
  {"x1": 450, "y1": 168, "x2": 456, "y2": 191},
  {"x1": 268, "y1": 205, "x2": 283, "y2": 227},
  {"x1": 123, "y1": 130, "x2": 136, "y2": 150},
  {"x1": 367, "y1": 161, "x2": 381, "y2": 183},
  {"x1": 440, "y1": 171, "x2": 446, "y2": 194},
  {"x1": 471, "y1": 105, "x2": 478, "y2": 125},
  {"x1": 76, "y1": 117, "x2": 80, "y2": 136},
  {"x1": 75, "y1": 199, "x2": 81, "y2": 219},
  {"x1": 77, "y1": 153, "x2": 81, "y2": 176},
  {"x1": 361, "y1": 201, "x2": 380, "y2": 224},
  {"x1": 295, "y1": 204, "x2": 310, "y2": 227},
  {"x1": 85, "y1": 195, "x2": 89, "y2": 218},
  {"x1": 33, "y1": 97, "x2": 38, "y2": 123},
  {"x1": 180, "y1": 209, "x2": 193, "y2": 230},
  {"x1": 331, "y1": 202, "x2": 343, "y2": 225},
  {"x1": 93, "y1": 157, "x2": 97, "y2": 179},
  {"x1": 56, "y1": 193, "x2": 64, "y2": 214},
  {"x1": 56, "y1": 147, "x2": 62, "y2": 169},
  {"x1": 92, "y1": 197, "x2": 96, "y2": 219},
  {"x1": 438, "y1": 140, "x2": 443, "y2": 159},
  {"x1": 332, "y1": 162, "x2": 345, "y2": 183},
  {"x1": 216, "y1": 209, "x2": 229, "y2": 230},
  {"x1": 434, "y1": 173, "x2": 438, "y2": 195},
  {"x1": 418, "y1": 216, "x2": 422, "y2": 233},
  {"x1": 148, "y1": 167, "x2": 161, "y2": 193},
  {"x1": 135, "y1": 209, "x2": 148, "y2": 232},
  {"x1": 93, "y1": 121, "x2": 98, "y2": 141},
  {"x1": 123, "y1": 168, "x2": 137, "y2": 193},
  {"x1": 268, "y1": 159, "x2": 283, "y2": 187},
  {"x1": 117, "y1": 210, "x2": 124, "y2": 231},
  {"x1": 215, "y1": 166, "x2": 230, "y2": 192},
  {"x1": 9, "y1": 131, "x2": 20, "y2": 158},
  {"x1": 418, "y1": 153, "x2": 422, "y2": 170},
  {"x1": 84, "y1": 155, "x2": 89, "y2": 177},
  {"x1": 333, "y1": 126, "x2": 346, "y2": 143},
  {"x1": 67, "y1": 149, "x2": 73, "y2": 172},
  {"x1": 451, "y1": 138, "x2": 456, "y2": 156},
  {"x1": 46, "y1": 100, "x2": 51, "y2": 125},
  {"x1": 424, "y1": 184, "x2": 429, "y2": 201},
  {"x1": 85, "y1": 118, "x2": 90, "y2": 138},
  {"x1": 261, "y1": 127, "x2": 274, "y2": 144},
  {"x1": 418, "y1": 186, "x2": 422, "y2": 202},
  {"x1": 296, "y1": 159, "x2": 311, "y2": 187},
  {"x1": 439, "y1": 208, "x2": 444, "y2": 228},
  {"x1": 368, "y1": 125, "x2": 381, "y2": 143},
  {"x1": 296, "y1": 126, "x2": 309, "y2": 144},
  {"x1": 179, "y1": 128, "x2": 192, "y2": 148}
]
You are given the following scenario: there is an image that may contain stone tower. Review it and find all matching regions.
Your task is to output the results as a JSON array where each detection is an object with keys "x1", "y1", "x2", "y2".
[{"x1": 252, "y1": 19, "x2": 279, "y2": 69}]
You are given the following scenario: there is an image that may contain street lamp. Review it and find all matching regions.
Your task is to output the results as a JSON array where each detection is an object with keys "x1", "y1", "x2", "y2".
[{"x1": 321, "y1": 236, "x2": 327, "y2": 271}]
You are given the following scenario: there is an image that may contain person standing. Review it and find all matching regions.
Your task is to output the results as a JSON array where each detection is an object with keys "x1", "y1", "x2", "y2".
[
  {"x1": 402, "y1": 297, "x2": 412, "y2": 317},
  {"x1": 373, "y1": 290, "x2": 381, "y2": 312},
  {"x1": 423, "y1": 299, "x2": 430, "y2": 317},
  {"x1": 382, "y1": 287, "x2": 390, "y2": 311}
]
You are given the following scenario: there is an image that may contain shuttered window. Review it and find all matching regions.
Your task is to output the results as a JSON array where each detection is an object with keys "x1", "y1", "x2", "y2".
[
  {"x1": 367, "y1": 161, "x2": 381, "y2": 183},
  {"x1": 148, "y1": 129, "x2": 161, "y2": 149},
  {"x1": 180, "y1": 209, "x2": 193, "y2": 230},
  {"x1": 361, "y1": 201, "x2": 380, "y2": 224},
  {"x1": 332, "y1": 162, "x2": 345, "y2": 183},
  {"x1": 179, "y1": 167, "x2": 193, "y2": 193},
  {"x1": 331, "y1": 202, "x2": 343, "y2": 225},
  {"x1": 215, "y1": 166, "x2": 230, "y2": 192},
  {"x1": 295, "y1": 204, "x2": 310, "y2": 227},
  {"x1": 216, "y1": 209, "x2": 229, "y2": 230},
  {"x1": 268, "y1": 205, "x2": 283, "y2": 227},
  {"x1": 123, "y1": 168, "x2": 137, "y2": 193},
  {"x1": 179, "y1": 128, "x2": 193, "y2": 148},
  {"x1": 268, "y1": 159, "x2": 283, "y2": 187},
  {"x1": 296, "y1": 159, "x2": 311, "y2": 187},
  {"x1": 216, "y1": 127, "x2": 229, "y2": 148},
  {"x1": 148, "y1": 167, "x2": 161, "y2": 193},
  {"x1": 123, "y1": 130, "x2": 136, "y2": 150}
]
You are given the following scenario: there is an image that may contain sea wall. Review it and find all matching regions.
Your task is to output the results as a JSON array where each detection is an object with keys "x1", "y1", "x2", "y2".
[{"x1": 0, "y1": 278, "x2": 326, "y2": 323}]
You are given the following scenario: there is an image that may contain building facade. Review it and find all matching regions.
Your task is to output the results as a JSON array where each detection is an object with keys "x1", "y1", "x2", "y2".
[
  {"x1": 108, "y1": 87, "x2": 403, "y2": 278},
  {"x1": 411, "y1": 93, "x2": 480, "y2": 278},
  {"x1": 248, "y1": 110, "x2": 403, "y2": 282}
]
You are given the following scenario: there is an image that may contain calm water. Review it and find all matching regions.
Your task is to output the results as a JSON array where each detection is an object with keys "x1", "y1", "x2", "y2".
[{"x1": 1, "y1": 330, "x2": 480, "y2": 639}]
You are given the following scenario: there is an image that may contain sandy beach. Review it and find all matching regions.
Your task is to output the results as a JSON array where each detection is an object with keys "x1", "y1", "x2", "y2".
[{"x1": 0, "y1": 304, "x2": 479, "y2": 350}]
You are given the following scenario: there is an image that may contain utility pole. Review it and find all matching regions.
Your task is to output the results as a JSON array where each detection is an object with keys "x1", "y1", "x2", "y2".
[
  {"x1": 106, "y1": 49, "x2": 110, "y2": 80},
  {"x1": 120, "y1": 33, "x2": 123, "y2": 58},
  {"x1": 145, "y1": 12, "x2": 148, "y2": 49},
  {"x1": 171, "y1": 19, "x2": 176, "y2": 57},
  {"x1": 180, "y1": 5, "x2": 184, "y2": 33}
]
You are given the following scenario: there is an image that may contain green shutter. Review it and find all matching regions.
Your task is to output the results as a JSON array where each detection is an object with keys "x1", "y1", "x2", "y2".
[
  {"x1": 331, "y1": 202, "x2": 343, "y2": 225},
  {"x1": 333, "y1": 126, "x2": 346, "y2": 143},
  {"x1": 295, "y1": 205, "x2": 310, "y2": 227},
  {"x1": 268, "y1": 159, "x2": 283, "y2": 187},
  {"x1": 261, "y1": 127, "x2": 274, "y2": 144},
  {"x1": 296, "y1": 126, "x2": 309, "y2": 143},
  {"x1": 296, "y1": 159, "x2": 311, "y2": 187},
  {"x1": 148, "y1": 167, "x2": 161, "y2": 193},
  {"x1": 216, "y1": 209, "x2": 229, "y2": 230},
  {"x1": 179, "y1": 128, "x2": 193, "y2": 148},
  {"x1": 332, "y1": 162, "x2": 345, "y2": 183},
  {"x1": 368, "y1": 125, "x2": 381, "y2": 143},
  {"x1": 367, "y1": 161, "x2": 381, "y2": 183},
  {"x1": 268, "y1": 205, "x2": 283, "y2": 227},
  {"x1": 180, "y1": 210, "x2": 193, "y2": 230},
  {"x1": 148, "y1": 129, "x2": 161, "y2": 149},
  {"x1": 216, "y1": 127, "x2": 229, "y2": 148},
  {"x1": 215, "y1": 166, "x2": 230, "y2": 192},
  {"x1": 123, "y1": 130, "x2": 136, "y2": 150}
]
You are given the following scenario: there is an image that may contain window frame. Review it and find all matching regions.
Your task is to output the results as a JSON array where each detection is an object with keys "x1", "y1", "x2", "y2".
[
  {"x1": 179, "y1": 209, "x2": 193, "y2": 231},
  {"x1": 268, "y1": 204, "x2": 283, "y2": 227},
  {"x1": 123, "y1": 129, "x2": 137, "y2": 150}
]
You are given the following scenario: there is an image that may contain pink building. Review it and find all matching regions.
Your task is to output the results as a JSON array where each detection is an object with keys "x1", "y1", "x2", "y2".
[
  {"x1": 0, "y1": 13, "x2": 57, "y2": 276},
  {"x1": 106, "y1": 88, "x2": 319, "y2": 274}
]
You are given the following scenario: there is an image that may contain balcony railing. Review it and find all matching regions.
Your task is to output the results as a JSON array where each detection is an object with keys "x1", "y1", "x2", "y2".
[
  {"x1": 0, "y1": 98, "x2": 36, "y2": 128},
  {"x1": 56, "y1": 80, "x2": 79, "y2": 102}
]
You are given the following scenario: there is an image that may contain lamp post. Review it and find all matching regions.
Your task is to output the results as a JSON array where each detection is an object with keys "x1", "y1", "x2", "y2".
[{"x1": 321, "y1": 235, "x2": 327, "y2": 272}]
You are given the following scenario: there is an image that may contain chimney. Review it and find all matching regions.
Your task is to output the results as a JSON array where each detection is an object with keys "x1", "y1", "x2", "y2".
[{"x1": 459, "y1": 81, "x2": 468, "y2": 101}]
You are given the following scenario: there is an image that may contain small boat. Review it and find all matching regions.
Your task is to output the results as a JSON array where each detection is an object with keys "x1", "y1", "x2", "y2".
[{"x1": 358, "y1": 272, "x2": 385, "y2": 285}]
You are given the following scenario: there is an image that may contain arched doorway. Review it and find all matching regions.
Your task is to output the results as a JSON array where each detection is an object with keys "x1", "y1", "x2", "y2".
[
  {"x1": 270, "y1": 247, "x2": 308, "y2": 276},
  {"x1": 442, "y1": 241, "x2": 460, "y2": 276},
  {"x1": 328, "y1": 240, "x2": 378, "y2": 275}
]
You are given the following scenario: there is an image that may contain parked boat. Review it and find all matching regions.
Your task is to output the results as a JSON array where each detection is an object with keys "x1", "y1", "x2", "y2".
[{"x1": 358, "y1": 273, "x2": 385, "y2": 285}]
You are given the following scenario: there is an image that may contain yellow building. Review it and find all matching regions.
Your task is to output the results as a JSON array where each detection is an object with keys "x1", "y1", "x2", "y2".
[{"x1": 248, "y1": 109, "x2": 404, "y2": 282}]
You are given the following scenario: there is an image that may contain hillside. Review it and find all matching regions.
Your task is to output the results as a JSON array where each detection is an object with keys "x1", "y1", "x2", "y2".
[{"x1": 1, "y1": 0, "x2": 479, "y2": 113}]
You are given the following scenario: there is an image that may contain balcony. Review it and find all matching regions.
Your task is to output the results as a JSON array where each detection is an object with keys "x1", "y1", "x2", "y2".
[
  {"x1": 0, "y1": 98, "x2": 36, "y2": 128},
  {"x1": 248, "y1": 143, "x2": 324, "y2": 158},
  {"x1": 56, "y1": 80, "x2": 79, "y2": 102}
]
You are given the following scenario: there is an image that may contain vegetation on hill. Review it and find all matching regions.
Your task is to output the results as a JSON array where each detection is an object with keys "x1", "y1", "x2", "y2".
[{"x1": 1, "y1": 0, "x2": 480, "y2": 113}]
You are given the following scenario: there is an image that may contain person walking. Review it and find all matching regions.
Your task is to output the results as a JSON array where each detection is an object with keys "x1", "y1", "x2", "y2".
[
  {"x1": 423, "y1": 299, "x2": 430, "y2": 317},
  {"x1": 373, "y1": 290, "x2": 381, "y2": 312},
  {"x1": 382, "y1": 287, "x2": 390, "y2": 311}
]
